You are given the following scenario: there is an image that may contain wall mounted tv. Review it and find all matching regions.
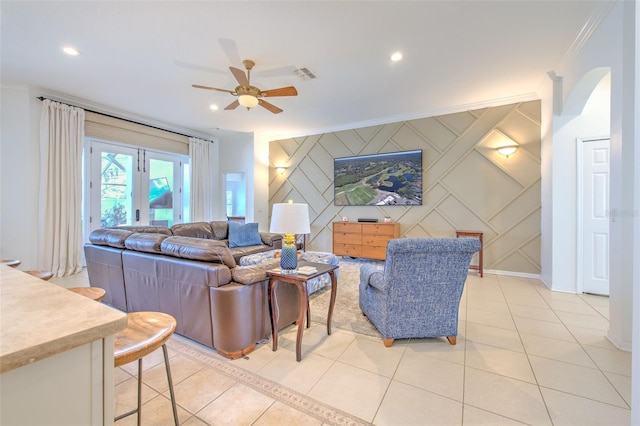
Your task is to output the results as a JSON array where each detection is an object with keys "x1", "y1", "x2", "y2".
[{"x1": 334, "y1": 149, "x2": 423, "y2": 206}]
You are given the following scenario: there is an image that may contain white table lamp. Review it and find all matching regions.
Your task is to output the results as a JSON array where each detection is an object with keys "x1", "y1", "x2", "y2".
[{"x1": 270, "y1": 202, "x2": 310, "y2": 273}]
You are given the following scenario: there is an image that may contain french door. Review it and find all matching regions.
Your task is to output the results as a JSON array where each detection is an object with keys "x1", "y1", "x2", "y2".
[{"x1": 86, "y1": 140, "x2": 186, "y2": 234}]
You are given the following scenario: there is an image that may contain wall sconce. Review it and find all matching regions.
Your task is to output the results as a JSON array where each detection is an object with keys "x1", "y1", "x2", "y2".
[
  {"x1": 276, "y1": 166, "x2": 288, "y2": 175},
  {"x1": 496, "y1": 145, "x2": 519, "y2": 158}
]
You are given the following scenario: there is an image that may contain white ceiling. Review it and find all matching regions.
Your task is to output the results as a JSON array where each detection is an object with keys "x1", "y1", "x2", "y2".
[{"x1": 1, "y1": 1, "x2": 603, "y2": 141}]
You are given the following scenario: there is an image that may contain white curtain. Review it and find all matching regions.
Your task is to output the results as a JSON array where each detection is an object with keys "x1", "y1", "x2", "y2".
[
  {"x1": 39, "y1": 100, "x2": 85, "y2": 277},
  {"x1": 189, "y1": 137, "x2": 215, "y2": 222}
]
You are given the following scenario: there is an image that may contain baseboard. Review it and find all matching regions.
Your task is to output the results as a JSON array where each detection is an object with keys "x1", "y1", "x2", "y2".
[{"x1": 482, "y1": 269, "x2": 541, "y2": 280}]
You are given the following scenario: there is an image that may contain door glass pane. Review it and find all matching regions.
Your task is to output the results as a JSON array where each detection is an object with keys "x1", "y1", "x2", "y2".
[
  {"x1": 224, "y1": 172, "x2": 246, "y2": 217},
  {"x1": 100, "y1": 152, "x2": 133, "y2": 227},
  {"x1": 149, "y1": 158, "x2": 174, "y2": 227}
]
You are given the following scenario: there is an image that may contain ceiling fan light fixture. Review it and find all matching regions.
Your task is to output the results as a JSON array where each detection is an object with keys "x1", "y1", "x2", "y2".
[{"x1": 238, "y1": 94, "x2": 259, "y2": 109}]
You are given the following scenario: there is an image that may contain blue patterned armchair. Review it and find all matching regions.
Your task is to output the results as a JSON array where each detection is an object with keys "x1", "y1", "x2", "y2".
[{"x1": 359, "y1": 238, "x2": 480, "y2": 347}]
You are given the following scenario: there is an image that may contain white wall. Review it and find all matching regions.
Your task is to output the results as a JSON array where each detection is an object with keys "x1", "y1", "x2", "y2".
[
  {"x1": 541, "y1": 0, "x2": 637, "y2": 371},
  {"x1": 0, "y1": 87, "x2": 41, "y2": 270},
  {"x1": 550, "y1": 73, "x2": 610, "y2": 294}
]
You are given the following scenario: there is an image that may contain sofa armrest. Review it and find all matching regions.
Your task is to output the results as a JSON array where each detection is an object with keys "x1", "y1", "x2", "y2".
[
  {"x1": 260, "y1": 232, "x2": 283, "y2": 248},
  {"x1": 360, "y1": 264, "x2": 386, "y2": 291},
  {"x1": 232, "y1": 258, "x2": 281, "y2": 284}
]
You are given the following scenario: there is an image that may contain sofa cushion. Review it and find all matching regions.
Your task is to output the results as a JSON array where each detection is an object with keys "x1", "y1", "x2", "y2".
[
  {"x1": 89, "y1": 228, "x2": 133, "y2": 248},
  {"x1": 160, "y1": 236, "x2": 236, "y2": 268},
  {"x1": 171, "y1": 222, "x2": 215, "y2": 239},
  {"x1": 228, "y1": 222, "x2": 263, "y2": 248},
  {"x1": 210, "y1": 221, "x2": 229, "y2": 240},
  {"x1": 110, "y1": 225, "x2": 171, "y2": 235},
  {"x1": 232, "y1": 258, "x2": 281, "y2": 284},
  {"x1": 125, "y1": 232, "x2": 168, "y2": 253}
]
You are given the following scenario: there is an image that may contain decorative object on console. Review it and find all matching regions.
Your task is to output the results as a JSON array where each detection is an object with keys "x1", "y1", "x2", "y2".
[
  {"x1": 270, "y1": 202, "x2": 311, "y2": 274},
  {"x1": 228, "y1": 221, "x2": 263, "y2": 247}
]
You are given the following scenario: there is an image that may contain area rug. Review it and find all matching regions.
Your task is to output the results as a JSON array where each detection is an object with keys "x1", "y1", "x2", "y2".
[
  {"x1": 167, "y1": 335, "x2": 370, "y2": 426},
  {"x1": 308, "y1": 257, "x2": 384, "y2": 338}
]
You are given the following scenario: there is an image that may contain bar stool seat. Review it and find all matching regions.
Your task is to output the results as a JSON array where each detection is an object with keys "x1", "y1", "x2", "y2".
[
  {"x1": 68, "y1": 287, "x2": 106, "y2": 302},
  {"x1": 25, "y1": 270, "x2": 54, "y2": 281},
  {"x1": 1, "y1": 259, "x2": 21, "y2": 268},
  {"x1": 114, "y1": 312, "x2": 179, "y2": 425}
]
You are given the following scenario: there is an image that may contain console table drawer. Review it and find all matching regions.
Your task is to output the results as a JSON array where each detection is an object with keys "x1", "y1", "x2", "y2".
[
  {"x1": 333, "y1": 243, "x2": 362, "y2": 257},
  {"x1": 334, "y1": 232, "x2": 362, "y2": 245},
  {"x1": 333, "y1": 222, "x2": 362, "y2": 233},
  {"x1": 361, "y1": 245, "x2": 387, "y2": 260},
  {"x1": 362, "y1": 223, "x2": 398, "y2": 236},
  {"x1": 362, "y1": 235, "x2": 393, "y2": 246}
]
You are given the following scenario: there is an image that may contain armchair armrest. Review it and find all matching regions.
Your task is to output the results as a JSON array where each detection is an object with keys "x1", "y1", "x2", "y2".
[{"x1": 360, "y1": 264, "x2": 386, "y2": 291}]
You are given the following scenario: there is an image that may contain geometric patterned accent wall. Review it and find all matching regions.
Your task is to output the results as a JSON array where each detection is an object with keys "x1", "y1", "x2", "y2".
[{"x1": 269, "y1": 100, "x2": 541, "y2": 274}]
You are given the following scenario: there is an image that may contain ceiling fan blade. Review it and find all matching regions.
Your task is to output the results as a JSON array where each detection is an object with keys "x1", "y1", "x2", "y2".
[
  {"x1": 192, "y1": 84, "x2": 235, "y2": 94},
  {"x1": 259, "y1": 99, "x2": 283, "y2": 114},
  {"x1": 218, "y1": 38, "x2": 242, "y2": 67},
  {"x1": 230, "y1": 66, "x2": 249, "y2": 87},
  {"x1": 224, "y1": 100, "x2": 240, "y2": 110},
  {"x1": 176, "y1": 60, "x2": 227, "y2": 75},
  {"x1": 261, "y1": 86, "x2": 298, "y2": 97}
]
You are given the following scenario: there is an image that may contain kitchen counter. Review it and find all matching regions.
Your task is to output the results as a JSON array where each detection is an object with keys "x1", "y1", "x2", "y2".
[
  {"x1": 0, "y1": 264, "x2": 127, "y2": 373},
  {"x1": 0, "y1": 264, "x2": 127, "y2": 425}
]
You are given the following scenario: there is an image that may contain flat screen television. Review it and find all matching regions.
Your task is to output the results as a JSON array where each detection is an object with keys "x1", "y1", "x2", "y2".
[{"x1": 334, "y1": 149, "x2": 423, "y2": 206}]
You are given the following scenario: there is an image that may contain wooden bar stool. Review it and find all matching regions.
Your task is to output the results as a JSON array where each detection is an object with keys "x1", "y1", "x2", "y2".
[
  {"x1": 25, "y1": 270, "x2": 54, "y2": 281},
  {"x1": 68, "y1": 287, "x2": 106, "y2": 302},
  {"x1": 1, "y1": 259, "x2": 21, "y2": 268},
  {"x1": 114, "y1": 312, "x2": 179, "y2": 426}
]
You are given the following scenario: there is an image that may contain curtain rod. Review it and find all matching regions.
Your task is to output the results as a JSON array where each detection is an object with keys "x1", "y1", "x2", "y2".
[{"x1": 37, "y1": 96, "x2": 214, "y2": 142}]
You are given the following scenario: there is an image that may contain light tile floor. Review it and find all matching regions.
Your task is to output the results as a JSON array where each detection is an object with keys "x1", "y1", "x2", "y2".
[{"x1": 51, "y1": 270, "x2": 632, "y2": 425}]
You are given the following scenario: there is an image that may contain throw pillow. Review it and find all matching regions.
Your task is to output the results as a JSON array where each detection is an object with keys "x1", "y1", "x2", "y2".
[{"x1": 228, "y1": 222, "x2": 263, "y2": 248}]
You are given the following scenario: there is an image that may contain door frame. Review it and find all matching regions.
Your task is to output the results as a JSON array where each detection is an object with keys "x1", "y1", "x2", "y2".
[
  {"x1": 84, "y1": 137, "x2": 187, "y2": 239},
  {"x1": 576, "y1": 136, "x2": 610, "y2": 294}
]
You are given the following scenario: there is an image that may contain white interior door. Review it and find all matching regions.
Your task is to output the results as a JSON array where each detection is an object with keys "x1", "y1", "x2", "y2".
[{"x1": 581, "y1": 138, "x2": 610, "y2": 295}]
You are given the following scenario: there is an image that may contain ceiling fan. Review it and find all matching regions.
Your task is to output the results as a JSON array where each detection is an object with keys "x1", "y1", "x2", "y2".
[{"x1": 192, "y1": 59, "x2": 298, "y2": 114}]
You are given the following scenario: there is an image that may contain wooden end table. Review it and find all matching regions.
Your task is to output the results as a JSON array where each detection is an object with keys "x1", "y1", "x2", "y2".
[
  {"x1": 266, "y1": 261, "x2": 339, "y2": 362},
  {"x1": 456, "y1": 230, "x2": 484, "y2": 277}
]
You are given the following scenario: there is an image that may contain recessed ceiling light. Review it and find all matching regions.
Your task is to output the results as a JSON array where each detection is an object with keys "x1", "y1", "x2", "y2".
[
  {"x1": 390, "y1": 52, "x2": 403, "y2": 62},
  {"x1": 62, "y1": 46, "x2": 80, "y2": 56},
  {"x1": 209, "y1": 104, "x2": 219, "y2": 111}
]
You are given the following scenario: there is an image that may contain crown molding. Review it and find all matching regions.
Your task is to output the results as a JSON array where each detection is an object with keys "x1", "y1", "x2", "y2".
[{"x1": 555, "y1": 0, "x2": 615, "y2": 75}]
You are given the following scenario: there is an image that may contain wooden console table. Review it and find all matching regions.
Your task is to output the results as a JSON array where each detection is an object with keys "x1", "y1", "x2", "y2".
[
  {"x1": 267, "y1": 261, "x2": 338, "y2": 362},
  {"x1": 456, "y1": 230, "x2": 483, "y2": 277},
  {"x1": 333, "y1": 222, "x2": 400, "y2": 260}
]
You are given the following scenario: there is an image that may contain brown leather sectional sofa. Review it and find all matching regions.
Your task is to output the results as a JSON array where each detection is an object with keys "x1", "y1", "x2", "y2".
[{"x1": 84, "y1": 221, "x2": 300, "y2": 358}]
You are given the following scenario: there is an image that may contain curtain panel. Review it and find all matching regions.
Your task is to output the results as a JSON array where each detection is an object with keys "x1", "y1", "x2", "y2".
[
  {"x1": 39, "y1": 100, "x2": 85, "y2": 277},
  {"x1": 189, "y1": 137, "x2": 215, "y2": 222}
]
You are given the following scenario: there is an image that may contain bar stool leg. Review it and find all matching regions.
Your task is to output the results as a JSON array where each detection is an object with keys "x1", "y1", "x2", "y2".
[
  {"x1": 114, "y1": 358, "x2": 144, "y2": 424},
  {"x1": 163, "y1": 344, "x2": 179, "y2": 426},
  {"x1": 136, "y1": 358, "x2": 143, "y2": 426}
]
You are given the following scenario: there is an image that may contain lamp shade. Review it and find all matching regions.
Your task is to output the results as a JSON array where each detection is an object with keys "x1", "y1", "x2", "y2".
[
  {"x1": 496, "y1": 145, "x2": 519, "y2": 157},
  {"x1": 270, "y1": 203, "x2": 311, "y2": 235},
  {"x1": 238, "y1": 94, "x2": 259, "y2": 108}
]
